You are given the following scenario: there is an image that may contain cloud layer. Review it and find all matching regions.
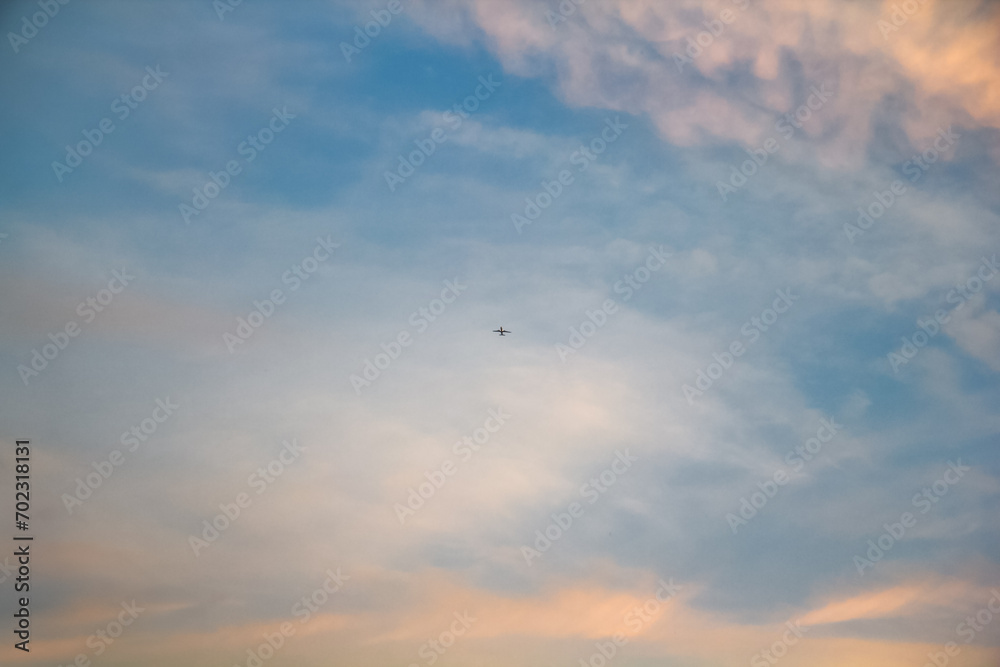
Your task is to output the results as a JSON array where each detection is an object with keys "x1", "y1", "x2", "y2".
[{"x1": 0, "y1": 0, "x2": 998, "y2": 665}]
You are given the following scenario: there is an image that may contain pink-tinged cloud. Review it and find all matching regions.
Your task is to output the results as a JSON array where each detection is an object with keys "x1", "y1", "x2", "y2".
[
  {"x1": 409, "y1": 0, "x2": 1000, "y2": 169},
  {"x1": 798, "y1": 579, "x2": 976, "y2": 626}
]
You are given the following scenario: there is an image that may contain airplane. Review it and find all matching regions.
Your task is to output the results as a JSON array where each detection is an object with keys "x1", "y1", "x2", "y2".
[{"x1": 493, "y1": 327, "x2": 510, "y2": 336}]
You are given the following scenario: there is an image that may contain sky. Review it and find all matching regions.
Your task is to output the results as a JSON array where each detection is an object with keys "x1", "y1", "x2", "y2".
[{"x1": 0, "y1": 0, "x2": 999, "y2": 665}]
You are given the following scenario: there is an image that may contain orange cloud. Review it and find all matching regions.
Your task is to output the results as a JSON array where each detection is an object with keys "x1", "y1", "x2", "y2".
[
  {"x1": 800, "y1": 577, "x2": 980, "y2": 626},
  {"x1": 413, "y1": 0, "x2": 999, "y2": 169}
]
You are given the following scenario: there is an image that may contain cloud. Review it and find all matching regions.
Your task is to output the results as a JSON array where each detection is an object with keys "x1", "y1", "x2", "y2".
[{"x1": 408, "y1": 0, "x2": 1000, "y2": 170}]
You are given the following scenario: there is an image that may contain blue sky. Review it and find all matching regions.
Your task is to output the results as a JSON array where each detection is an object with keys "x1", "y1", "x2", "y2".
[{"x1": 1, "y1": 1, "x2": 999, "y2": 666}]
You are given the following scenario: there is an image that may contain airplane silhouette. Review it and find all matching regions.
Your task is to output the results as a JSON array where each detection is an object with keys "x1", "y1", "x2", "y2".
[{"x1": 493, "y1": 327, "x2": 510, "y2": 336}]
